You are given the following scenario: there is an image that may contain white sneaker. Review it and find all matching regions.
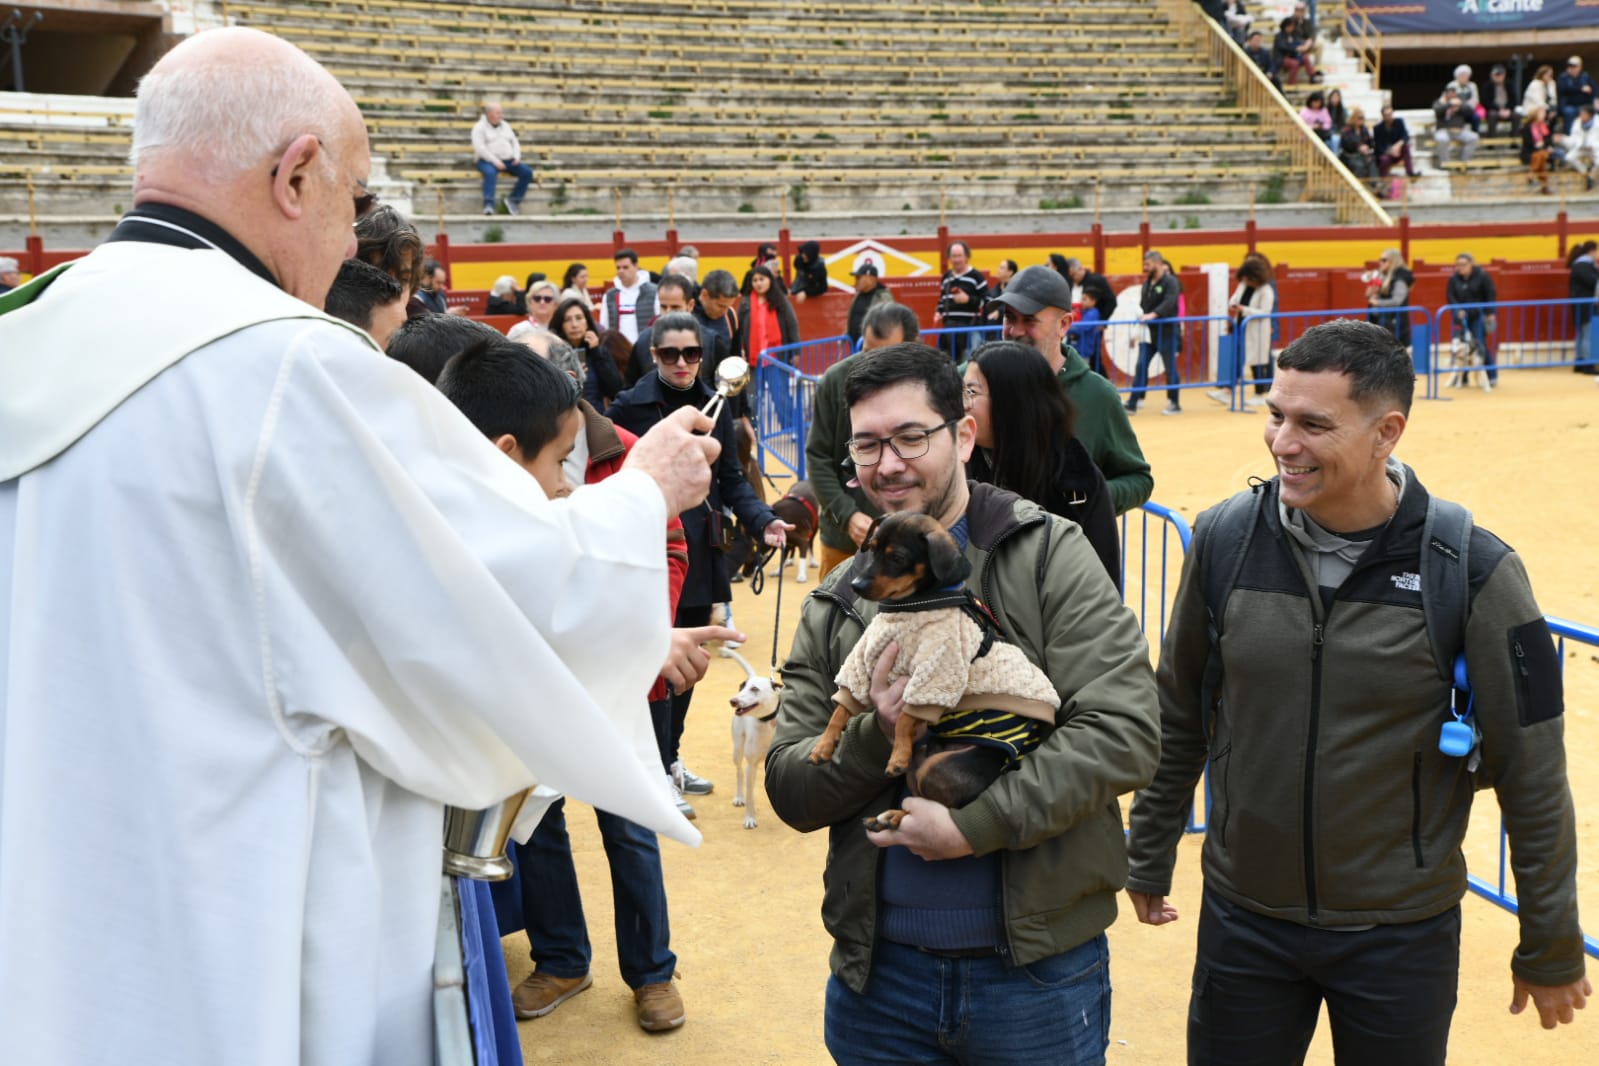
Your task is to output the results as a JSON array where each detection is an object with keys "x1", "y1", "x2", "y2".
[
  {"x1": 1205, "y1": 388, "x2": 1230, "y2": 406},
  {"x1": 1161, "y1": 403, "x2": 1183, "y2": 416},
  {"x1": 666, "y1": 773, "x2": 695, "y2": 819},
  {"x1": 672, "y1": 761, "x2": 714, "y2": 795}
]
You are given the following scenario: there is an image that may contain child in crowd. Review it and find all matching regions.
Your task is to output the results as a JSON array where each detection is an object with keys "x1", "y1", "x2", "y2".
[{"x1": 435, "y1": 336, "x2": 697, "y2": 1034}]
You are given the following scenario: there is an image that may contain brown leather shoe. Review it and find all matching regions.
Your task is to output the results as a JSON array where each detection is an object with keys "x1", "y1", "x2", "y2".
[
  {"x1": 633, "y1": 980, "x2": 685, "y2": 1032},
  {"x1": 511, "y1": 971, "x2": 592, "y2": 1019}
]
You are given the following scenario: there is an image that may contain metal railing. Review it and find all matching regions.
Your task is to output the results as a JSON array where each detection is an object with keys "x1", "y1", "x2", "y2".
[
  {"x1": 1466, "y1": 616, "x2": 1599, "y2": 960},
  {"x1": 1341, "y1": 2, "x2": 1382, "y2": 88},
  {"x1": 1210, "y1": 306, "x2": 1433, "y2": 405},
  {"x1": 1430, "y1": 297, "x2": 1599, "y2": 396},
  {"x1": 922, "y1": 324, "x2": 1002, "y2": 362},
  {"x1": 1167, "y1": 0, "x2": 1393, "y2": 226},
  {"x1": 754, "y1": 354, "x2": 820, "y2": 480}
]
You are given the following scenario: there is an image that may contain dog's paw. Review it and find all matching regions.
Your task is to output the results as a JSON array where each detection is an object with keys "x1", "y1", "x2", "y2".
[
  {"x1": 808, "y1": 739, "x2": 838, "y2": 764},
  {"x1": 862, "y1": 809, "x2": 906, "y2": 832},
  {"x1": 732, "y1": 795, "x2": 745, "y2": 807},
  {"x1": 884, "y1": 757, "x2": 909, "y2": 777},
  {"x1": 743, "y1": 814, "x2": 758, "y2": 829}
]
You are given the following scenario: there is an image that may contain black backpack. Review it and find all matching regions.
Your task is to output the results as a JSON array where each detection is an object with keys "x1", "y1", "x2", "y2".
[{"x1": 1193, "y1": 481, "x2": 1495, "y2": 721}]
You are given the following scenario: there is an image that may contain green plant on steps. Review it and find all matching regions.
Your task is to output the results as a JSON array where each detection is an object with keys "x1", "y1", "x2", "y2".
[{"x1": 483, "y1": 224, "x2": 505, "y2": 243}]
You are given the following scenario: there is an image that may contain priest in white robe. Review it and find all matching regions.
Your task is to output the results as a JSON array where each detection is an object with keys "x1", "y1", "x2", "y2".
[{"x1": 0, "y1": 28, "x2": 716, "y2": 1065}]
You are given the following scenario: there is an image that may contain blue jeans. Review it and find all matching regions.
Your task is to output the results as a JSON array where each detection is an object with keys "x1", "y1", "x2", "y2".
[
  {"x1": 475, "y1": 158, "x2": 533, "y2": 208},
  {"x1": 1131, "y1": 333, "x2": 1181, "y2": 408},
  {"x1": 824, "y1": 935, "x2": 1111, "y2": 1065},
  {"x1": 516, "y1": 797, "x2": 675, "y2": 989},
  {"x1": 1577, "y1": 304, "x2": 1595, "y2": 368},
  {"x1": 1452, "y1": 311, "x2": 1497, "y2": 383}
]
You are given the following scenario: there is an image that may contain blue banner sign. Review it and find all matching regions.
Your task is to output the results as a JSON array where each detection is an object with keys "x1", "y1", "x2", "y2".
[{"x1": 1356, "y1": 0, "x2": 1599, "y2": 33}]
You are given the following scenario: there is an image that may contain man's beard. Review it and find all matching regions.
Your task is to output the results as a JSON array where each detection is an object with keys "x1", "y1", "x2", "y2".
[{"x1": 870, "y1": 462, "x2": 961, "y2": 523}]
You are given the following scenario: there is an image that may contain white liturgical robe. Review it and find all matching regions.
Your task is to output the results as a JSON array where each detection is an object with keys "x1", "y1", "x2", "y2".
[{"x1": 0, "y1": 239, "x2": 695, "y2": 1064}]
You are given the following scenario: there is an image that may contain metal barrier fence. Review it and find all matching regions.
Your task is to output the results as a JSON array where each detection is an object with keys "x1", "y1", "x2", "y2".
[
  {"x1": 922, "y1": 324, "x2": 1002, "y2": 361},
  {"x1": 1116, "y1": 503, "x2": 1596, "y2": 956},
  {"x1": 1430, "y1": 297, "x2": 1599, "y2": 396},
  {"x1": 754, "y1": 354, "x2": 819, "y2": 479},
  {"x1": 1467, "y1": 616, "x2": 1599, "y2": 960},
  {"x1": 1207, "y1": 306, "x2": 1433, "y2": 407},
  {"x1": 760, "y1": 335, "x2": 853, "y2": 378}
]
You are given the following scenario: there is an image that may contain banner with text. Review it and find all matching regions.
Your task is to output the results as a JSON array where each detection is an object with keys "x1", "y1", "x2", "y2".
[{"x1": 1355, "y1": 0, "x2": 1599, "y2": 33}]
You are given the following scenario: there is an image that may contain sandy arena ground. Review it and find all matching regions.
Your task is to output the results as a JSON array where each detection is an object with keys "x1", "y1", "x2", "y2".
[{"x1": 507, "y1": 367, "x2": 1599, "y2": 1065}]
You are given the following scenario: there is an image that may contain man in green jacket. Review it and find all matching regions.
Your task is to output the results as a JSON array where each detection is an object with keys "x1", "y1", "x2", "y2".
[
  {"x1": 806, "y1": 303, "x2": 919, "y2": 579},
  {"x1": 767, "y1": 342, "x2": 1159, "y2": 1065},
  {"x1": 990, "y1": 265, "x2": 1153, "y2": 514},
  {"x1": 1126, "y1": 320, "x2": 1588, "y2": 1063}
]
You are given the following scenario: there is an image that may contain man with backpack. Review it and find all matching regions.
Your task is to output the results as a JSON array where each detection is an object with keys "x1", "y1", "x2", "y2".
[{"x1": 1126, "y1": 320, "x2": 1587, "y2": 1064}]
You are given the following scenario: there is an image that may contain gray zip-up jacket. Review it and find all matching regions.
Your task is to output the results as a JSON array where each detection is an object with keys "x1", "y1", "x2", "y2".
[{"x1": 1126, "y1": 470, "x2": 1584, "y2": 985}]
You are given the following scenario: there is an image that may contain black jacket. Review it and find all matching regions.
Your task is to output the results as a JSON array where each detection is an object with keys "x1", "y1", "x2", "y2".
[
  {"x1": 967, "y1": 440, "x2": 1120, "y2": 592},
  {"x1": 1140, "y1": 270, "x2": 1183, "y2": 352},
  {"x1": 1079, "y1": 271, "x2": 1117, "y2": 321},
  {"x1": 735, "y1": 294, "x2": 800, "y2": 359},
  {"x1": 1570, "y1": 256, "x2": 1599, "y2": 302},
  {"x1": 789, "y1": 241, "x2": 830, "y2": 298},
  {"x1": 1445, "y1": 266, "x2": 1496, "y2": 310},
  {"x1": 606, "y1": 370, "x2": 776, "y2": 607}
]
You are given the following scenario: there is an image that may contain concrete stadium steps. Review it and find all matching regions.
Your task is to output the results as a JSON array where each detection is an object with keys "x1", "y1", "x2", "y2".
[{"x1": 0, "y1": 0, "x2": 1305, "y2": 220}]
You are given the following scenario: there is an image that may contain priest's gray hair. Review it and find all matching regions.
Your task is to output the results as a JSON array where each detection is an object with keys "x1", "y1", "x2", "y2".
[{"x1": 130, "y1": 59, "x2": 348, "y2": 180}]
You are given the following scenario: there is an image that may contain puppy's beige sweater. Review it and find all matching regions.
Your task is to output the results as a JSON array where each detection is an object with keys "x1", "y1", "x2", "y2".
[{"x1": 833, "y1": 606, "x2": 1060, "y2": 725}]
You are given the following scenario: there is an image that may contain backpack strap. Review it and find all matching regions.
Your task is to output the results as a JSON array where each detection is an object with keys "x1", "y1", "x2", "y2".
[
  {"x1": 1197, "y1": 484, "x2": 1269, "y2": 725},
  {"x1": 1420, "y1": 497, "x2": 1473, "y2": 685}
]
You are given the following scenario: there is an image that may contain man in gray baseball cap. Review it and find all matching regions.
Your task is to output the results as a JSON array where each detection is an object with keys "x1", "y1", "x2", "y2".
[{"x1": 989, "y1": 265, "x2": 1152, "y2": 513}]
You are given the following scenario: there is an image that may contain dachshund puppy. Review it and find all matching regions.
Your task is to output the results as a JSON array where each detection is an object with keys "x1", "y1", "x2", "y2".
[{"x1": 806, "y1": 514, "x2": 1060, "y2": 829}]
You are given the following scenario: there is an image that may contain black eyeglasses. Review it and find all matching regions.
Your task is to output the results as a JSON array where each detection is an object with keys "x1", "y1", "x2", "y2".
[
  {"x1": 847, "y1": 418, "x2": 959, "y2": 466},
  {"x1": 655, "y1": 345, "x2": 704, "y2": 365},
  {"x1": 530, "y1": 294, "x2": 555, "y2": 303}
]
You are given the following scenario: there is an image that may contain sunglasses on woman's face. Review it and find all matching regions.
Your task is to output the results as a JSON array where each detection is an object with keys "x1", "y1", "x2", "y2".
[
  {"x1": 530, "y1": 294, "x2": 554, "y2": 303},
  {"x1": 655, "y1": 346, "x2": 704, "y2": 365}
]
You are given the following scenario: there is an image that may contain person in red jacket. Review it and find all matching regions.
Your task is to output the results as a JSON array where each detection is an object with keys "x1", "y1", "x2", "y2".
[{"x1": 435, "y1": 334, "x2": 738, "y2": 1034}]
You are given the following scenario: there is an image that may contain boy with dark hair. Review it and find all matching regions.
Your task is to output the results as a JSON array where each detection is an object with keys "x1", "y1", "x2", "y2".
[
  {"x1": 325, "y1": 258, "x2": 408, "y2": 351},
  {"x1": 436, "y1": 335, "x2": 717, "y2": 1035}
]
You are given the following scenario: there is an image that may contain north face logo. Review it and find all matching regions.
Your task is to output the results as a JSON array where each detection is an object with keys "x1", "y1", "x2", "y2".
[{"x1": 1391, "y1": 572, "x2": 1421, "y2": 592}]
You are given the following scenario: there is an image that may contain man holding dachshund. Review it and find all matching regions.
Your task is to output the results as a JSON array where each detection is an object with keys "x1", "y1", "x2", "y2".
[{"x1": 767, "y1": 343, "x2": 1160, "y2": 1065}]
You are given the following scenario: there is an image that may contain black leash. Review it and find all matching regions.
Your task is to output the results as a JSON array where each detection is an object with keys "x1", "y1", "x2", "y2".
[
  {"x1": 747, "y1": 541, "x2": 780, "y2": 595},
  {"x1": 769, "y1": 544, "x2": 788, "y2": 677}
]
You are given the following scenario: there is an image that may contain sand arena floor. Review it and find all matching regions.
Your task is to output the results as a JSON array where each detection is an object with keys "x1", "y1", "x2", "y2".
[{"x1": 506, "y1": 367, "x2": 1599, "y2": 1065}]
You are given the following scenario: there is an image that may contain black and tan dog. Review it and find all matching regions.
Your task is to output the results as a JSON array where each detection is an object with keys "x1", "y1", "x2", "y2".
[
  {"x1": 804, "y1": 513, "x2": 1060, "y2": 831},
  {"x1": 729, "y1": 479, "x2": 820, "y2": 584}
]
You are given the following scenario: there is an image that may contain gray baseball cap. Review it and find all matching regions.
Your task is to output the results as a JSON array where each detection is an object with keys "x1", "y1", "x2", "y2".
[{"x1": 989, "y1": 264, "x2": 1072, "y2": 316}]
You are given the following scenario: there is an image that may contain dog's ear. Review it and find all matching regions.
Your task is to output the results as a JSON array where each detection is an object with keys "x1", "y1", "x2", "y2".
[
  {"x1": 924, "y1": 528, "x2": 972, "y2": 587},
  {"x1": 772, "y1": 677, "x2": 785, "y2": 689}
]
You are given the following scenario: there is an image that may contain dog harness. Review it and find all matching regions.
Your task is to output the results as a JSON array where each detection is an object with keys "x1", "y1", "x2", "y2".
[{"x1": 782, "y1": 492, "x2": 819, "y2": 531}]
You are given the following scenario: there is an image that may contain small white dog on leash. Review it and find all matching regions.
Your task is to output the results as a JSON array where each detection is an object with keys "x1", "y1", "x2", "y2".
[
  {"x1": 723, "y1": 649, "x2": 781, "y2": 829},
  {"x1": 1446, "y1": 332, "x2": 1492, "y2": 391}
]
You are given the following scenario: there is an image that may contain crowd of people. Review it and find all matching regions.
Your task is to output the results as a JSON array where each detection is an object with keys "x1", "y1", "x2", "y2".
[{"x1": 0, "y1": 26, "x2": 1592, "y2": 1066}]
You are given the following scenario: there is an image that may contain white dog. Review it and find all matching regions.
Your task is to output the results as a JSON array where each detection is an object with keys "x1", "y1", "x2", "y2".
[{"x1": 724, "y1": 649, "x2": 781, "y2": 829}]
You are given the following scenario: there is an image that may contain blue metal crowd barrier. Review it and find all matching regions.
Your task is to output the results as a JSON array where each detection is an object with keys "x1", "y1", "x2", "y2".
[
  {"x1": 922, "y1": 324, "x2": 1002, "y2": 361},
  {"x1": 1430, "y1": 297, "x2": 1599, "y2": 397},
  {"x1": 760, "y1": 334, "x2": 853, "y2": 377},
  {"x1": 1206, "y1": 306, "x2": 1433, "y2": 407},
  {"x1": 1467, "y1": 615, "x2": 1599, "y2": 960},
  {"x1": 1116, "y1": 504, "x2": 1595, "y2": 950},
  {"x1": 754, "y1": 354, "x2": 819, "y2": 479}
]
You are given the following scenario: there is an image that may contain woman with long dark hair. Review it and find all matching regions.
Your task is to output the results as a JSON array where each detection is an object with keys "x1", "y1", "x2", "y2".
[
  {"x1": 963, "y1": 341, "x2": 1120, "y2": 587},
  {"x1": 560, "y1": 262, "x2": 594, "y2": 312},
  {"x1": 735, "y1": 264, "x2": 800, "y2": 363}
]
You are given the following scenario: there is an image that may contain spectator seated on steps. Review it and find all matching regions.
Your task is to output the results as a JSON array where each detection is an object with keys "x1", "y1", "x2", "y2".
[
  {"x1": 1444, "y1": 65, "x2": 1483, "y2": 133},
  {"x1": 1299, "y1": 91, "x2": 1335, "y2": 149},
  {"x1": 1373, "y1": 105, "x2": 1419, "y2": 179},
  {"x1": 1273, "y1": 16, "x2": 1315, "y2": 86},
  {"x1": 1564, "y1": 106, "x2": 1599, "y2": 191},
  {"x1": 1243, "y1": 31, "x2": 1281, "y2": 92},
  {"x1": 1339, "y1": 109, "x2": 1381, "y2": 194},
  {"x1": 1433, "y1": 87, "x2": 1481, "y2": 168}
]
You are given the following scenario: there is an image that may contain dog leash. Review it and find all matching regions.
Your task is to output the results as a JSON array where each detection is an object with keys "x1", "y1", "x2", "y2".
[{"x1": 769, "y1": 542, "x2": 788, "y2": 679}]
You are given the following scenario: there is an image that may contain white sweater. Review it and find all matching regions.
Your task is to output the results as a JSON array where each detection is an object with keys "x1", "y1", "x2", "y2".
[{"x1": 471, "y1": 115, "x2": 521, "y2": 164}]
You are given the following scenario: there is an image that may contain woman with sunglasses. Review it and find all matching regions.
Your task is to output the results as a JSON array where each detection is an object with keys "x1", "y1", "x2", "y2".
[
  {"x1": 962, "y1": 340, "x2": 1119, "y2": 588},
  {"x1": 521, "y1": 280, "x2": 560, "y2": 330},
  {"x1": 608, "y1": 312, "x2": 788, "y2": 804}
]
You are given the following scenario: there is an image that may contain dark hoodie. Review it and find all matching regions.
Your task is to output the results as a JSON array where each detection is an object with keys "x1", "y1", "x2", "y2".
[{"x1": 789, "y1": 240, "x2": 830, "y2": 298}]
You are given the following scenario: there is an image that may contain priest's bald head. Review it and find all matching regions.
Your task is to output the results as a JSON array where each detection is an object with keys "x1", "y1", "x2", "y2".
[{"x1": 129, "y1": 28, "x2": 369, "y2": 307}]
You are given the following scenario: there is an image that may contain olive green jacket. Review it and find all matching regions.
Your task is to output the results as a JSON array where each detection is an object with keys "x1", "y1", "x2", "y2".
[{"x1": 766, "y1": 484, "x2": 1160, "y2": 991}]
